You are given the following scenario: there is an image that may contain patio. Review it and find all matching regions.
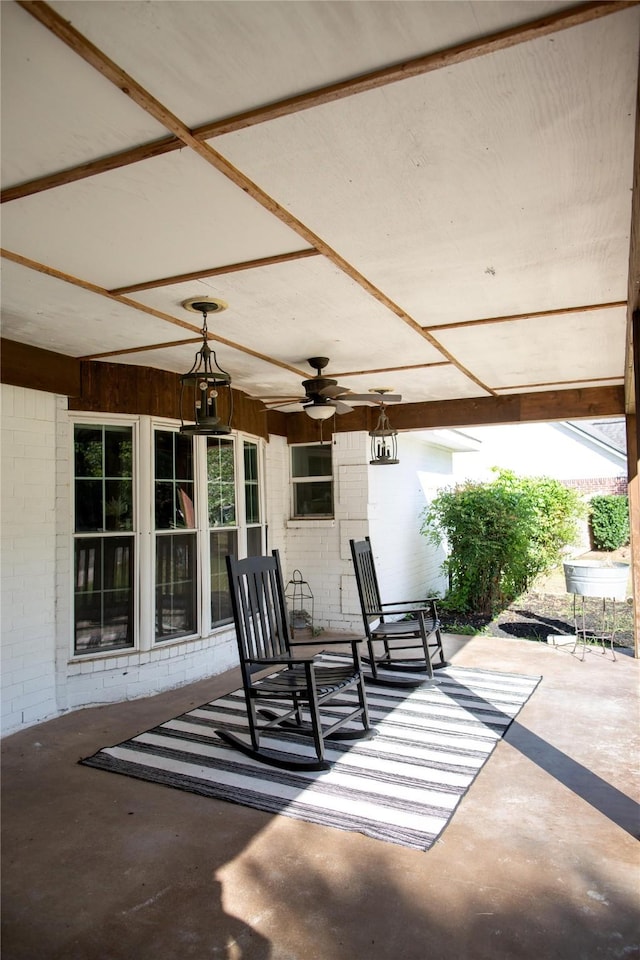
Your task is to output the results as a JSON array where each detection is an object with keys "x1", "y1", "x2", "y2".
[{"x1": 2, "y1": 632, "x2": 638, "y2": 960}]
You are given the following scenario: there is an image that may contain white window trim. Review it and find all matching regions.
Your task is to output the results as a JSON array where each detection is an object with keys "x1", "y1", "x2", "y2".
[
  {"x1": 69, "y1": 413, "x2": 266, "y2": 660},
  {"x1": 69, "y1": 412, "x2": 140, "y2": 661},
  {"x1": 290, "y1": 441, "x2": 334, "y2": 519}
]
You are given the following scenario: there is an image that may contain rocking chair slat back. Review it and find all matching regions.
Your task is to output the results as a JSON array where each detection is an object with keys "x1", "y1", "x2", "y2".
[
  {"x1": 349, "y1": 536, "x2": 448, "y2": 685},
  {"x1": 227, "y1": 552, "x2": 291, "y2": 671},
  {"x1": 352, "y1": 539, "x2": 383, "y2": 624}
]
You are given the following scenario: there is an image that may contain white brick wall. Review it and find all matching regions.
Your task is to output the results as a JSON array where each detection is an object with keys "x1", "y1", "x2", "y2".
[
  {"x1": 263, "y1": 429, "x2": 451, "y2": 637},
  {"x1": 276, "y1": 432, "x2": 371, "y2": 633},
  {"x1": 2, "y1": 392, "x2": 455, "y2": 736},
  {"x1": 1, "y1": 385, "x2": 59, "y2": 735},
  {"x1": 1, "y1": 395, "x2": 243, "y2": 736}
]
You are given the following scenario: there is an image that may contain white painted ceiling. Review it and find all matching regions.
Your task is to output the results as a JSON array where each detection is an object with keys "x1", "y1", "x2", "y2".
[{"x1": 1, "y1": 1, "x2": 638, "y2": 410}]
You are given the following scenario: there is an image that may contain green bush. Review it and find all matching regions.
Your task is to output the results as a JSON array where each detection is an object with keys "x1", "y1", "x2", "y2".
[
  {"x1": 589, "y1": 495, "x2": 629, "y2": 551},
  {"x1": 421, "y1": 469, "x2": 584, "y2": 616}
]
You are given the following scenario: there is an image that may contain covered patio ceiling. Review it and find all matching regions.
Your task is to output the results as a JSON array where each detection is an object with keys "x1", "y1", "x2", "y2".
[{"x1": 1, "y1": 0, "x2": 639, "y2": 422}]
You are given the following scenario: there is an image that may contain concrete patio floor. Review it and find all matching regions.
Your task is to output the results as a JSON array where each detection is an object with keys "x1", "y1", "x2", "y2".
[{"x1": 2, "y1": 633, "x2": 639, "y2": 960}]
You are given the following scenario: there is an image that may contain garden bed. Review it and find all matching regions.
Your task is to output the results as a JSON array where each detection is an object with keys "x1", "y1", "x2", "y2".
[{"x1": 438, "y1": 548, "x2": 634, "y2": 648}]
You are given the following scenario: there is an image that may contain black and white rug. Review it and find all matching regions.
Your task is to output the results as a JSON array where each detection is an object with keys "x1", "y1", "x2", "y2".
[{"x1": 81, "y1": 658, "x2": 540, "y2": 851}]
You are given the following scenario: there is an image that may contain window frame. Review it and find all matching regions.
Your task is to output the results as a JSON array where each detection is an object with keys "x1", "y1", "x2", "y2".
[
  {"x1": 71, "y1": 414, "x2": 139, "y2": 659},
  {"x1": 69, "y1": 413, "x2": 266, "y2": 660},
  {"x1": 290, "y1": 442, "x2": 334, "y2": 519}
]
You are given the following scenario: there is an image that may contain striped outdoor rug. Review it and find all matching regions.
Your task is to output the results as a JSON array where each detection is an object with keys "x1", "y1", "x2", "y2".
[{"x1": 81, "y1": 658, "x2": 540, "y2": 851}]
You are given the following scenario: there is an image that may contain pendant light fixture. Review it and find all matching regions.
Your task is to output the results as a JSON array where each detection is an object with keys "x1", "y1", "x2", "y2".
[
  {"x1": 180, "y1": 297, "x2": 233, "y2": 436},
  {"x1": 369, "y1": 391, "x2": 399, "y2": 465}
]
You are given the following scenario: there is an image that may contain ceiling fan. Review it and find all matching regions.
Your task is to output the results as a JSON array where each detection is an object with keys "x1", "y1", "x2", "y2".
[{"x1": 269, "y1": 358, "x2": 401, "y2": 420}]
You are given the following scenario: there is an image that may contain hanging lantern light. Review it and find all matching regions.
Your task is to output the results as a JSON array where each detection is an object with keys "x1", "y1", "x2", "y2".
[
  {"x1": 180, "y1": 298, "x2": 233, "y2": 436},
  {"x1": 369, "y1": 402, "x2": 399, "y2": 465}
]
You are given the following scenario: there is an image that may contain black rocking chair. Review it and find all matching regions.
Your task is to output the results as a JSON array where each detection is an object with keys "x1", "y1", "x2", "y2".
[
  {"x1": 350, "y1": 537, "x2": 448, "y2": 687},
  {"x1": 217, "y1": 550, "x2": 374, "y2": 771}
]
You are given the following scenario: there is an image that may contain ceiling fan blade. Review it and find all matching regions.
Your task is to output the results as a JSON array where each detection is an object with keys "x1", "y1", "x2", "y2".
[
  {"x1": 331, "y1": 399, "x2": 354, "y2": 415},
  {"x1": 318, "y1": 384, "x2": 346, "y2": 399},
  {"x1": 266, "y1": 399, "x2": 305, "y2": 411}
]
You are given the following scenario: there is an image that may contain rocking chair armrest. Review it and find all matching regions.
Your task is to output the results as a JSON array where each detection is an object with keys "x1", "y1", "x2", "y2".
[
  {"x1": 375, "y1": 607, "x2": 437, "y2": 618},
  {"x1": 248, "y1": 655, "x2": 316, "y2": 667},
  {"x1": 379, "y1": 599, "x2": 439, "y2": 608},
  {"x1": 289, "y1": 637, "x2": 367, "y2": 647}
]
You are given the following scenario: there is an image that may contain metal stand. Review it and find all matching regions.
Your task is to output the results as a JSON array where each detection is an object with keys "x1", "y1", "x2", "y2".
[{"x1": 571, "y1": 594, "x2": 618, "y2": 661}]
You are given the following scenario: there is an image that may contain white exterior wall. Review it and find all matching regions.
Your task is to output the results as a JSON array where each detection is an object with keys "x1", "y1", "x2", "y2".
[
  {"x1": 2, "y1": 392, "x2": 458, "y2": 735},
  {"x1": 1, "y1": 386, "x2": 59, "y2": 735},
  {"x1": 453, "y1": 423, "x2": 626, "y2": 482},
  {"x1": 368, "y1": 435, "x2": 450, "y2": 604},
  {"x1": 264, "y1": 432, "x2": 289, "y2": 570},
  {"x1": 280, "y1": 432, "x2": 369, "y2": 633},
  {"x1": 270, "y1": 431, "x2": 451, "y2": 636},
  {"x1": 2, "y1": 387, "x2": 238, "y2": 736}
]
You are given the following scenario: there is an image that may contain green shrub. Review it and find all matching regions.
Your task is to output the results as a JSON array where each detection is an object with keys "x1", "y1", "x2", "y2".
[
  {"x1": 421, "y1": 469, "x2": 584, "y2": 616},
  {"x1": 589, "y1": 495, "x2": 629, "y2": 550}
]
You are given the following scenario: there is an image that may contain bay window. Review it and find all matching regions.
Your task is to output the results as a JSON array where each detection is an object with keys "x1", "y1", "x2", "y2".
[{"x1": 72, "y1": 416, "x2": 264, "y2": 656}]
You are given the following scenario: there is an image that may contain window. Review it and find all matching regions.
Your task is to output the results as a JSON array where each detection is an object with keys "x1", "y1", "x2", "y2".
[
  {"x1": 154, "y1": 430, "x2": 197, "y2": 641},
  {"x1": 73, "y1": 424, "x2": 135, "y2": 654},
  {"x1": 244, "y1": 441, "x2": 263, "y2": 556},
  {"x1": 71, "y1": 417, "x2": 265, "y2": 656},
  {"x1": 291, "y1": 443, "x2": 333, "y2": 518},
  {"x1": 208, "y1": 437, "x2": 237, "y2": 627}
]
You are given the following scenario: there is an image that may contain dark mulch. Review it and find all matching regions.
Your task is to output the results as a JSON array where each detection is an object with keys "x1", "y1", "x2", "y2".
[{"x1": 439, "y1": 591, "x2": 634, "y2": 648}]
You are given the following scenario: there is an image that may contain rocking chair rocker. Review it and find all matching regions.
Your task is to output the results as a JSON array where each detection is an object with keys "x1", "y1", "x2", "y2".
[
  {"x1": 350, "y1": 537, "x2": 448, "y2": 687},
  {"x1": 216, "y1": 551, "x2": 373, "y2": 771}
]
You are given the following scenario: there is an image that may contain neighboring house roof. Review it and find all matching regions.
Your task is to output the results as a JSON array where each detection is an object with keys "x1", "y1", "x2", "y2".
[
  {"x1": 446, "y1": 419, "x2": 627, "y2": 483},
  {"x1": 564, "y1": 419, "x2": 627, "y2": 456},
  {"x1": 415, "y1": 429, "x2": 482, "y2": 453}
]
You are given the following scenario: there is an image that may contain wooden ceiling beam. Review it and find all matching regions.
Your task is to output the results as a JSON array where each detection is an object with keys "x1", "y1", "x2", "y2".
[
  {"x1": 0, "y1": 248, "x2": 309, "y2": 376},
  {"x1": 9, "y1": 3, "x2": 492, "y2": 395},
  {"x1": 108, "y1": 248, "x2": 320, "y2": 295},
  {"x1": 386, "y1": 386, "x2": 625, "y2": 431},
  {"x1": 426, "y1": 300, "x2": 627, "y2": 332},
  {"x1": 6, "y1": 1, "x2": 635, "y2": 205}
]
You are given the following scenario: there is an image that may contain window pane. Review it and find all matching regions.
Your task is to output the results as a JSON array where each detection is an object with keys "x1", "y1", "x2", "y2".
[
  {"x1": 245, "y1": 485, "x2": 259, "y2": 524},
  {"x1": 246, "y1": 526, "x2": 262, "y2": 557},
  {"x1": 105, "y1": 479, "x2": 133, "y2": 531},
  {"x1": 155, "y1": 431, "x2": 195, "y2": 530},
  {"x1": 74, "y1": 537, "x2": 134, "y2": 654},
  {"x1": 175, "y1": 433, "x2": 193, "y2": 480},
  {"x1": 75, "y1": 479, "x2": 104, "y2": 532},
  {"x1": 207, "y1": 438, "x2": 236, "y2": 527},
  {"x1": 291, "y1": 444, "x2": 332, "y2": 478},
  {"x1": 155, "y1": 481, "x2": 174, "y2": 530},
  {"x1": 75, "y1": 426, "x2": 134, "y2": 534},
  {"x1": 210, "y1": 529, "x2": 237, "y2": 626},
  {"x1": 154, "y1": 431, "x2": 174, "y2": 479},
  {"x1": 293, "y1": 481, "x2": 333, "y2": 517},
  {"x1": 74, "y1": 427, "x2": 103, "y2": 478},
  {"x1": 155, "y1": 533, "x2": 197, "y2": 641},
  {"x1": 104, "y1": 426, "x2": 133, "y2": 478},
  {"x1": 244, "y1": 442, "x2": 260, "y2": 524},
  {"x1": 176, "y1": 482, "x2": 195, "y2": 528},
  {"x1": 244, "y1": 442, "x2": 258, "y2": 481}
]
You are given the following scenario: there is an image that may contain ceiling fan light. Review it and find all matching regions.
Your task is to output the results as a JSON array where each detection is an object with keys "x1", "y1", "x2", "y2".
[{"x1": 305, "y1": 405, "x2": 335, "y2": 421}]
